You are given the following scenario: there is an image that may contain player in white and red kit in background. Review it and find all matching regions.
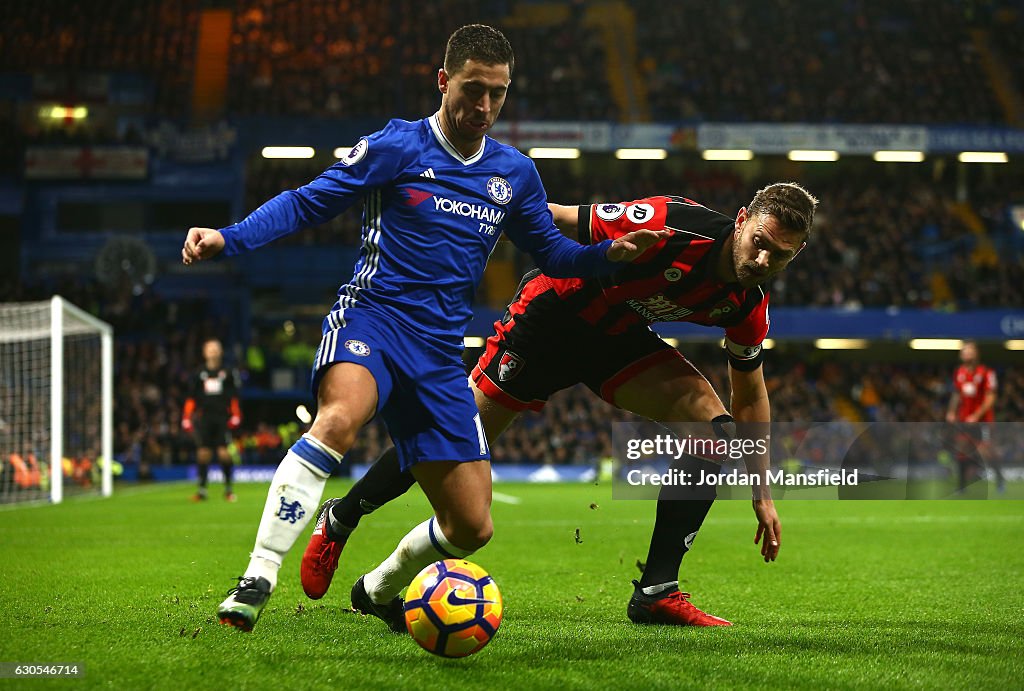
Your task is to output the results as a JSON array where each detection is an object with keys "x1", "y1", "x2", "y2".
[
  {"x1": 946, "y1": 340, "x2": 1002, "y2": 493},
  {"x1": 182, "y1": 338, "x2": 242, "y2": 502}
]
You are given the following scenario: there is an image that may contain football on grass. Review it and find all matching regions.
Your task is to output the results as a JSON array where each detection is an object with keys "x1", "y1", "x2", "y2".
[{"x1": 404, "y1": 559, "x2": 503, "y2": 658}]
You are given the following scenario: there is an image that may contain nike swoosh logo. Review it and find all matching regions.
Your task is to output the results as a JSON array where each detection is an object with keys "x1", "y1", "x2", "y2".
[{"x1": 446, "y1": 590, "x2": 494, "y2": 607}]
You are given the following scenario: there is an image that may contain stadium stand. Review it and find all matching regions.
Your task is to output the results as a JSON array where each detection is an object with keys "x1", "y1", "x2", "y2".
[
  {"x1": 1, "y1": 0, "x2": 1021, "y2": 480},
  {"x1": 0, "y1": 0, "x2": 199, "y2": 118},
  {"x1": 637, "y1": 0, "x2": 1006, "y2": 124},
  {"x1": 7, "y1": 273, "x2": 1022, "y2": 474}
]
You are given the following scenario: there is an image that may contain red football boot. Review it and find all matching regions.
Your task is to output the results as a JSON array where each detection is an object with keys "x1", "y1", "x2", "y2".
[
  {"x1": 300, "y1": 498, "x2": 346, "y2": 599},
  {"x1": 627, "y1": 580, "x2": 732, "y2": 626}
]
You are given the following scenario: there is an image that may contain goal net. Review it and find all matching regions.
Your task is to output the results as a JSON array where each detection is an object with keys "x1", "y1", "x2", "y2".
[{"x1": 0, "y1": 296, "x2": 113, "y2": 504}]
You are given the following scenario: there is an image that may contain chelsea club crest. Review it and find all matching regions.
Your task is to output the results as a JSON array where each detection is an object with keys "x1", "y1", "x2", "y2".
[
  {"x1": 486, "y1": 177, "x2": 513, "y2": 205},
  {"x1": 345, "y1": 340, "x2": 371, "y2": 357}
]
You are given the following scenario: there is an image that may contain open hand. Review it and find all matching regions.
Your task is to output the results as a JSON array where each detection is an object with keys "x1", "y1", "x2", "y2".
[
  {"x1": 606, "y1": 229, "x2": 672, "y2": 262},
  {"x1": 753, "y1": 498, "x2": 781, "y2": 563}
]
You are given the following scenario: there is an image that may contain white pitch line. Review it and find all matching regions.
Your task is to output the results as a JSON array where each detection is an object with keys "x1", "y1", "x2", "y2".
[{"x1": 492, "y1": 491, "x2": 522, "y2": 505}]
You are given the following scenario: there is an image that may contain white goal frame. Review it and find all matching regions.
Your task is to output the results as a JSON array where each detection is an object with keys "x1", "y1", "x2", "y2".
[
  {"x1": 51, "y1": 296, "x2": 114, "y2": 502},
  {"x1": 1, "y1": 296, "x2": 113, "y2": 503}
]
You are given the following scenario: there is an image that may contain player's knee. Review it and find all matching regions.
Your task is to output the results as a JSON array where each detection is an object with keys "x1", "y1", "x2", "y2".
[
  {"x1": 309, "y1": 405, "x2": 361, "y2": 452},
  {"x1": 472, "y1": 515, "x2": 494, "y2": 549},
  {"x1": 441, "y1": 513, "x2": 493, "y2": 552}
]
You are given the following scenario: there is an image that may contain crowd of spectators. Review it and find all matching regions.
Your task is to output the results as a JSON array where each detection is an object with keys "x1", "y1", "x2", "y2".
[
  {"x1": 243, "y1": 157, "x2": 364, "y2": 246},
  {"x1": 989, "y1": 2, "x2": 1024, "y2": 99},
  {"x1": 239, "y1": 154, "x2": 1023, "y2": 309},
  {"x1": 2, "y1": 0, "x2": 1020, "y2": 126},
  {"x1": 489, "y1": 351, "x2": 1024, "y2": 466},
  {"x1": 637, "y1": 0, "x2": 1006, "y2": 124},
  {"x1": 0, "y1": 0, "x2": 198, "y2": 120},
  {"x1": 4, "y1": 0, "x2": 1023, "y2": 483},
  {"x1": 226, "y1": 0, "x2": 614, "y2": 120},
  {"x1": 523, "y1": 159, "x2": 1024, "y2": 310},
  {"x1": 498, "y1": 6, "x2": 617, "y2": 121},
  {"x1": 4, "y1": 278, "x2": 1021, "y2": 483},
  {"x1": 227, "y1": 0, "x2": 599, "y2": 120},
  {"x1": 223, "y1": 0, "x2": 1019, "y2": 124},
  {"x1": 224, "y1": 0, "x2": 1020, "y2": 124}
]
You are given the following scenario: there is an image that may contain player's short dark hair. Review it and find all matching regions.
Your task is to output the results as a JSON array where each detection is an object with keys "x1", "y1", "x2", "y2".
[
  {"x1": 748, "y1": 182, "x2": 818, "y2": 237},
  {"x1": 444, "y1": 24, "x2": 514, "y2": 76}
]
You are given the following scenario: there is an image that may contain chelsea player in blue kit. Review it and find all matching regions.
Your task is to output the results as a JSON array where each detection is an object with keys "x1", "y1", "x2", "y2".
[{"x1": 181, "y1": 24, "x2": 667, "y2": 632}]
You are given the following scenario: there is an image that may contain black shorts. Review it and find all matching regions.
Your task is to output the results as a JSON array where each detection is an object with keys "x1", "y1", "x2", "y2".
[
  {"x1": 471, "y1": 272, "x2": 683, "y2": 411},
  {"x1": 195, "y1": 417, "x2": 231, "y2": 449},
  {"x1": 953, "y1": 422, "x2": 992, "y2": 463}
]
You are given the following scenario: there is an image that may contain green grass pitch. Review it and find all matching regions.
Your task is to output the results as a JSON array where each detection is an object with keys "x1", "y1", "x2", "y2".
[{"x1": 1, "y1": 481, "x2": 1022, "y2": 689}]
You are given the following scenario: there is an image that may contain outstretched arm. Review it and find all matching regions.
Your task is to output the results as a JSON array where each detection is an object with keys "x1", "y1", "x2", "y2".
[
  {"x1": 729, "y1": 363, "x2": 780, "y2": 563},
  {"x1": 548, "y1": 202, "x2": 670, "y2": 263},
  {"x1": 182, "y1": 124, "x2": 406, "y2": 264}
]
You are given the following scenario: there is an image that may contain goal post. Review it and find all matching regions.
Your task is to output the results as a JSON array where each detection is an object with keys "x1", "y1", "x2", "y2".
[{"x1": 0, "y1": 296, "x2": 113, "y2": 505}]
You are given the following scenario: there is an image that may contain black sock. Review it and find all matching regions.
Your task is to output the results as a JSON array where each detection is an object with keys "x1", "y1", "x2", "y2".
[
  {"x1": 327, "y1": 446, "x2": 415, "y2": 539},
  {"x1": 638, "y1": 453, "x2": 719, "y2": 589},
  {"x1": 221, "y1": 461, "x2": 234, "y2": 493},
  {"x1": 198, "y1": 462, "x2": 209, "y2": 489},
  {"x1": 958, "y1": 458, "x2": 972, "y2": 491}
]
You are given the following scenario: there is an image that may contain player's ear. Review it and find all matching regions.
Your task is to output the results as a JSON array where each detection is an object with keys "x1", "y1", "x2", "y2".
[
  {"x1": 438, "y1": 68, "x2": 449, "y2": 94},
  {"x1": 735, "y1": 207, "x2": 748, "y2": 234}
]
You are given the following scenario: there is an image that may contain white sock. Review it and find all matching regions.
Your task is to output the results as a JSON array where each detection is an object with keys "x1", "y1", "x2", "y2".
[
  {"x1": 243, "y1": 450, "x2": 330, "y2": 590},
  {"x1": 363, "y1": 517, "x2": 474, "y2": 603}
]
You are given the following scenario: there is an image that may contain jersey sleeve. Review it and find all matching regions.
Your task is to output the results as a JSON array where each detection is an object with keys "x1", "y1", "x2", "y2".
[
  {"x1": 724, "y1": 291, "x2": 770, "y2": 371},
  {"x1": 579, "y1": 198, "x2": 669, "y2": 244},
  {"x1": 985, "y1": 368, "x2": 998, "y2": 393},
  {"x1": 503, "y1": 160, "x2": 615, "y2": 278},
  {"x1": 219, "y1": 121, "x2": 408, "y2": 255}
]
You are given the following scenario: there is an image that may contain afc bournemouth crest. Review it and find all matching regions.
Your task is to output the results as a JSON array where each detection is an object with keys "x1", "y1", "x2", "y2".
[
  {"x1": 497, "y1": 351, "x2": 524, "y2": 382},
  {"x1": 708, "y1": 300, "x2": 736, "y2": 320},
  {"x1": 486, "y1": 176, "x2": 513, "y2": 204}
]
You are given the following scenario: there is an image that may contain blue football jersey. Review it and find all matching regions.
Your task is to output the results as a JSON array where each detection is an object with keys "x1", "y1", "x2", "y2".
[{"x1": 220, "y1": 114, "x2": 614, "y2": 350}]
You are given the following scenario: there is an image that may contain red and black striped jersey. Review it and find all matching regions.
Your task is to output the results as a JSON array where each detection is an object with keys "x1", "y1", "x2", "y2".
[
  {"x1": 953, "y1": 365, "x2": 997, "y2": 422},
  {"x1": 543, "y1": 195, "x2": 770, "y2": 367}
]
